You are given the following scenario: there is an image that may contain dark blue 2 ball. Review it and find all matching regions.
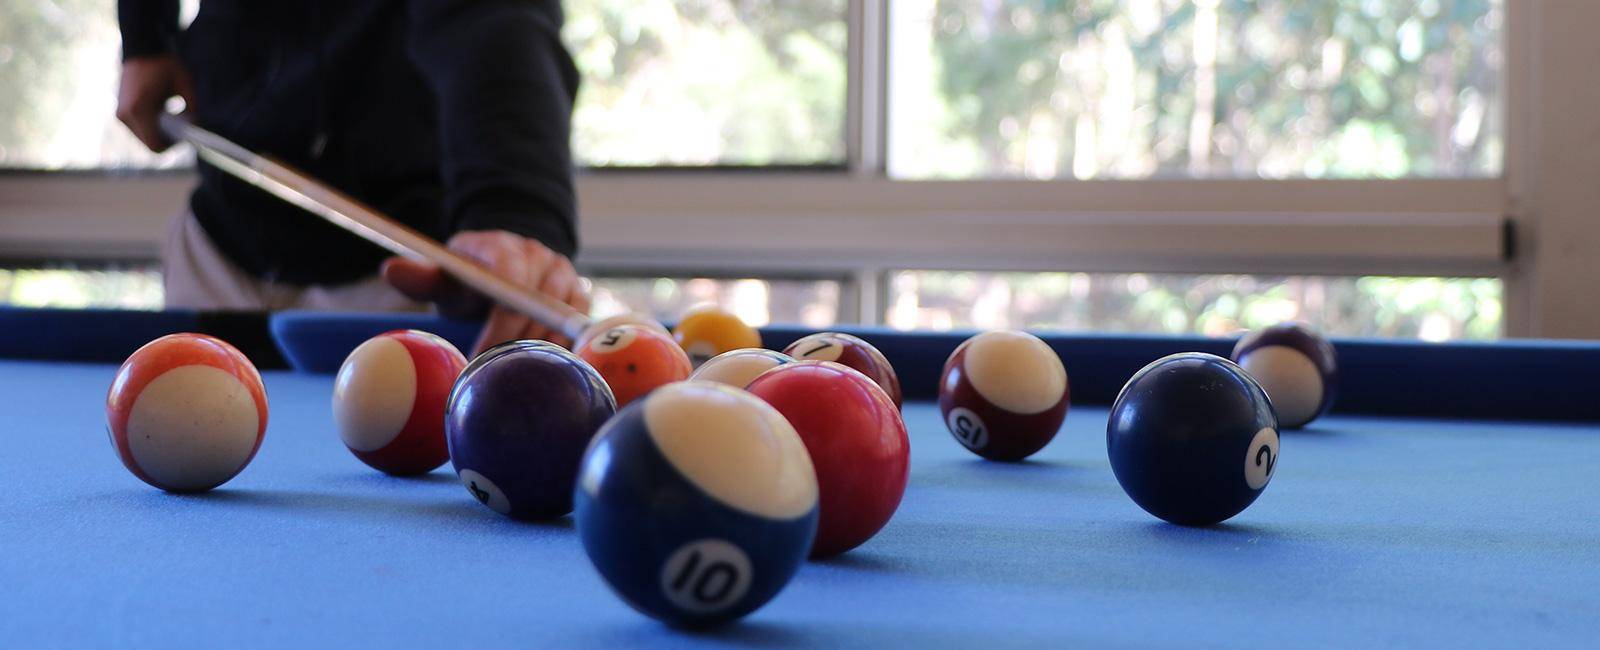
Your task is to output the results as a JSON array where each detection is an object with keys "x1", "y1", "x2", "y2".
[
  {"x1": 575, "y1": 381, "x2": 819, "y2": 627},
  {"x1": 1108, "y1": 353, "x2": 1280, "y2": 526}
]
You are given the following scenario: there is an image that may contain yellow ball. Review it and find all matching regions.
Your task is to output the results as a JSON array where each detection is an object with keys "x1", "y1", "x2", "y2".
[{"x1": 672, "y1": 306, "x2": 761, "y2": 367}]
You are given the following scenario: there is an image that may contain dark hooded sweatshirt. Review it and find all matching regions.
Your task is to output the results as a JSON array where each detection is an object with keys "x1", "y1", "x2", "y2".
[{"x1": 119, "y1": 0, "x2": 580, "y2": 285}]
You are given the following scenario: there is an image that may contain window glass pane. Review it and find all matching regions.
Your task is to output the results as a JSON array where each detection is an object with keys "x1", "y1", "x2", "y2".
[
  {"x1": 889, "y1": 0, "x2": 1505, "y2": 180},
  {"x1": 0, "y1": 264, "x2": 845, "y2": 331},
  {"x1": 887, "y1": 270, "x2": 1501, "y2": 341},
  {"x1": 0, "y1": 264, "x2": 163, "y2": 309},
  {"x1": 1, "y1": 1, "x2": 848, "y2": 170},
  {"x1": 590, "y1": 275, "x2": 841, "y2": 328},
  {"x1": 564, "y1": 1, "x2": 849, "y2": 167},
  {"x1": 0, "y1": 1, "x2": 191, "y2": 169}
]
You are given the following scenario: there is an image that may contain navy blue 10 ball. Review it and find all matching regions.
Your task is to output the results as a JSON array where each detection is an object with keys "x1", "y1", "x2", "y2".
[
  {"x1": 1107, "y1": 353, "x2": 1279, "y2": 526},
  {"x1": 575, "y1": 381, "x2": 819, "y2": 627}
]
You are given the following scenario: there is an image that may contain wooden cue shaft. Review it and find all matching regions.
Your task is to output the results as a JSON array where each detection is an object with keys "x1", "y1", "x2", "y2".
[{"x1": 158, "y1": 114, "x2": 592, "y2": 341}]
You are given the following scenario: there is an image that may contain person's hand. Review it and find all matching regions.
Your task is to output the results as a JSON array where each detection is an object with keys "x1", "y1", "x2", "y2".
[
  {"x1": 116, "y1": 55, "x2": 195, "y2": 152},
  {"x1": 381, "y1": 230, "x2": 591, "y2": 355}
]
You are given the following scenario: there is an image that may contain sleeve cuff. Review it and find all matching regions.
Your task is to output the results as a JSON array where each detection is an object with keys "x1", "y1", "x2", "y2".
[
  {"x1": 118, "y1": 0, "x2": 180, "y2": 60},
  {"x1": 121, "y1": 38, "x2": 175, "y2": 61}
]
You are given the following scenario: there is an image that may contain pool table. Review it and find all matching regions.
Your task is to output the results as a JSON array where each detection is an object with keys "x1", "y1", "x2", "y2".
[{"x1": 1, "y1": 307, "x2": 1596, "y2": 647}]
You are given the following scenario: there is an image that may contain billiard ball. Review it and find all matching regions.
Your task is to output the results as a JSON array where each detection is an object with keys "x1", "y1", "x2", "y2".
[
  {"x1": 575, "y1": 312, "x2": 670, "y2": 350},
  {"x1": 445, "y1": 340, "x2": 616, "y2": 519},
  {"x1": 577, "y1": 324, "x2": 693, "y2": 407},
  {"x1": 672, "y1": 306, "x2": 761, "y2": 367},
  {"x1": 746, "y1": 361, "x2": 908, "y2": 557},
  {"x1": 1232, "y1": 323, "x2": 1338, "y2": 429},
  {"x1": 1107, "y1": 352, "x2": 1279, "y2": 526},
  {"x1": 689, "y1": 348, "x2": 794, "y2": 389},
  {"x1": 782, "y1": 332, "x2": 902, "y2": 408},
  {"x1": 938, "y1": 330, "x2": 1069, "y2": 462},
  {"x1": 575, "y1": 381, "x2": 818, "y2": 627},
  {"x1": 105, "y1": 333, "x2": 268, "y2": 492},
  {"x1": 332, "y1": 330, "x2": 467, "y2": 475}
]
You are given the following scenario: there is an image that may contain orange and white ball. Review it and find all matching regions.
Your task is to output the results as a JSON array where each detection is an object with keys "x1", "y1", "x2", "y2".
[
  {"x1": 333, "y1": 330, "x2": 467, "y2": 475},
  {"x1": 576, "y1": 324, "x2": 693, "y2": 408},
  {"x1": 575, "y1": 312, "x2": 670, "y2": 351},
  {"x1": 106, "y1": 333, "x2": 268, "y2": 492}
]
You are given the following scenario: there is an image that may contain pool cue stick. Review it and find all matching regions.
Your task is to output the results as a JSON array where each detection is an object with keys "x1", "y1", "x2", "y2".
[{"x1": 159, "y1": 113, "x2": 592, "y2": 341}]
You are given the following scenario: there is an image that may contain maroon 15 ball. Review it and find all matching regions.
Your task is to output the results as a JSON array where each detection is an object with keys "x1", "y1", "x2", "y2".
[{"x1": 938, "y1": 330, "x2": 1069, "y2": 461}]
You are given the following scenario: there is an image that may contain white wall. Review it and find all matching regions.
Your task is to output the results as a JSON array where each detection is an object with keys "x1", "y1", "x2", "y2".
[{"x1": 1509, "y1": 0, "x2": 1600, "y2": 338}]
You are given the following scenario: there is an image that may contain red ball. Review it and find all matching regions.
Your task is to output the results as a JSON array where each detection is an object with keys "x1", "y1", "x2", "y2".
[
  {"x1": 746, "y1": 361, "x2": 908, "y2": 557},
  {"x1": 938, "y1": 330, "x2": 1069, "y2": 462},
  {"x1": 783, "y1": 332, "x2": 902, "y2": 408},
  {"x1": 333, "y1": 330, "x2": 467, "y2": 475},
  {"x1": 577, "y1": 324, "x2": 693, "y2": 408},
  {"x1": 106, "y1": 333, "x2": 268, "y2": 492}
]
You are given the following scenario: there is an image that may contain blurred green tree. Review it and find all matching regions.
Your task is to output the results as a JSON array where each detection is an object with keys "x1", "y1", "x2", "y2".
[
  {"x1": 908, "y1": 0, "x2": 1502, "y2": 178},
  {"x1": 563, "y1": 0, "x2": 848, "y2": 166},
  {"x1": 0, "y1": 0, "x2": 110, "y2": 165}
]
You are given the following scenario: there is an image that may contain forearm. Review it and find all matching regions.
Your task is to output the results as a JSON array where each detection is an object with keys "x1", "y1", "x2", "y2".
[
  {"x1": 408, "y1": 0, "x2": 581, "y2": 259},
  {"x1": 118, "y1": 0, "x2": 180, "y2": 60}
]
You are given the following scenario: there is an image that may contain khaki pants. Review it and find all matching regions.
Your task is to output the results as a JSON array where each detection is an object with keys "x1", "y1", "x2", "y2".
[{"x1": 162, "y1": 213, "x2": 427, "y2": 313}]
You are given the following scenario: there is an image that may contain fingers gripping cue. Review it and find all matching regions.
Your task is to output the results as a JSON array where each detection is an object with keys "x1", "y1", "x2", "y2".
[{"x1": 158, "y1": 114, "x2": 592, "y2": 340}]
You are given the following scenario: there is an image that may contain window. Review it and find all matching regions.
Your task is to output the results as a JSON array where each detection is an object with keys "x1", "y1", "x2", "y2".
[
  {"x1": 0, "y1": 263, "x2": 163, "y2": 309},
  {"x1": 0, "y1": 0, "x2": 848, "y2": 170},
  {"x1": 564, "y1": 1, "x2": 850, "y2": 167},
  {"x1": 590, "y1": 275, "x2": 841, "y2": 328},
  {"x1": 888, "y1": 0, "x2": 1505, "y2": 180},
  {"x1": 0, "y1": 265, "x2": 844, "y2": 329},
  {"x1": 0, "y1": 0, "x2": 191, "y2": 169},
  {"x1": 0, "y1": 1, "x2": 1538, "y2": 341},
  {"x1": 887, "y1": 270, "x2": 1501, "y2": 341}
]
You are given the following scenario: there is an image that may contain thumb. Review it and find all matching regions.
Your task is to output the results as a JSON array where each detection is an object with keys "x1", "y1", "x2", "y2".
[{"x1": 381, "y1": 256, "x2": 445, "y2": 302}]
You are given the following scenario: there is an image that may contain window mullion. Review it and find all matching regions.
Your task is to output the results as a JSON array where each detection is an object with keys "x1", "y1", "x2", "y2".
[{"x1": 847, "y1": 0, "x2": 889, "y2": 178}]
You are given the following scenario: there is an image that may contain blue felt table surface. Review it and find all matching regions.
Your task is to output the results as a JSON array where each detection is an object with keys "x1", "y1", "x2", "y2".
[{"x1": 2, "y1": 360, "x2": 1597, "y2": 648}]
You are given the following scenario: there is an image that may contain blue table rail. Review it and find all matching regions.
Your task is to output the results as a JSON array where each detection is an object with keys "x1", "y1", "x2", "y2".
[{"x1": 1, "y1": 307, "x2": 1595, "y2": 420}]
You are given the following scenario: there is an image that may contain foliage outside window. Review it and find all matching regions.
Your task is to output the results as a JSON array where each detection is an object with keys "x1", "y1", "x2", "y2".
[
  {"x1": 0, "y1": 0, "x2": 190, "y2": 169},
  {"x1": 563, "y1": 0, "x2": 849, "y2": 167},
  {"x1": 889, "y1": 0, "x2": 1504, "y2": 179},
  {"x1": 0, "y1": 0, "x2": 847, "y2": 170},
  {"x1": 887, "y1": 270, "x2": 1502, "y2": 341},
  {"x1": 0, "y1": 265, "x2": 164, "y2": 310},
  {"x1": 589, "y1": 276, "x2": 842, "y2": 328}
]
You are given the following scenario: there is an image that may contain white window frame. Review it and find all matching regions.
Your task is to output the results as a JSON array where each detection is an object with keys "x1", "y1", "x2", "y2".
[{"x1": 1, "y1": 1, "x2": 1594, "y2": 337}]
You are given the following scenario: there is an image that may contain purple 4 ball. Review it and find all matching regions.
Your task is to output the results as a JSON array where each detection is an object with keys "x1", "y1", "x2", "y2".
[
  {"x1": 1231, "y1": 323, "x2": 1338, "y2": 429},
  {"x1": 445, "y1": 340, "x2": 617, "y2": 519}
]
